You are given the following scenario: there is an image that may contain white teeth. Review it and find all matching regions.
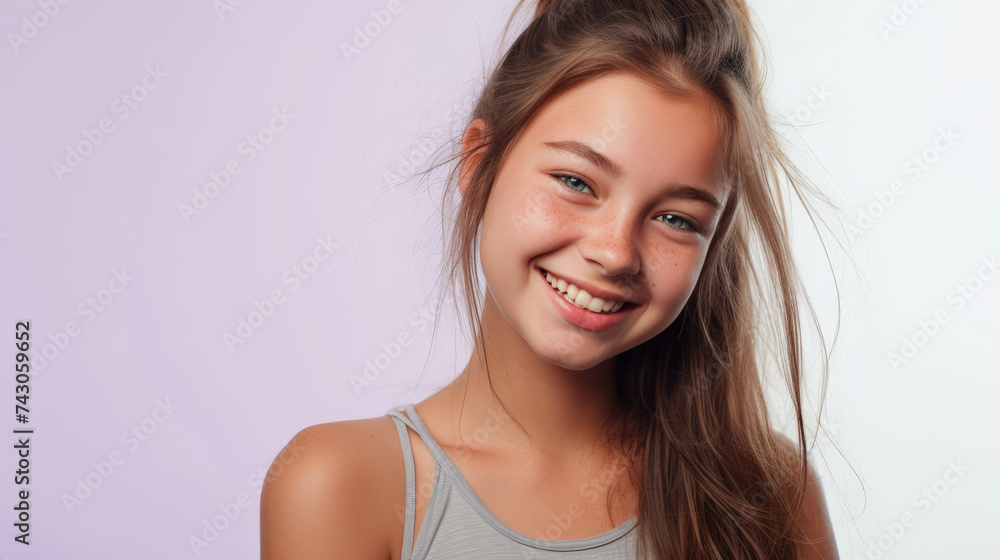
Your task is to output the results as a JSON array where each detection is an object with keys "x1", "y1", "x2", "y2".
[{"x1": 543, "y1": 269, "x2": 626, "y2": 313}]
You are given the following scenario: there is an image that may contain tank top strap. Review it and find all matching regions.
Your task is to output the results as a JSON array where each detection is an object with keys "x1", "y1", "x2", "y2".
[
  {"x1": 395, "y1": 403, "x2": 456, "y2": 469},
  {"x1": 386, "y1": 404, "x2": 641, "y2": 556},
  {"x1": 385, "y1": 406, "x2": 417, "y2": 560}
]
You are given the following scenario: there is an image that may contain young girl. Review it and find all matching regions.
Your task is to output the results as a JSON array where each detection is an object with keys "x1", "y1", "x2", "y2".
[{"x1": 261, "y1": 0, "x2": 840, "y2": 558}]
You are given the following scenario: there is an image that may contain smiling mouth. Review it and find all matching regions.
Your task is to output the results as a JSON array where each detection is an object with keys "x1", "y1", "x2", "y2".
[{"x1": 539, "y1": 268, "x2": 636, "y2": 314}]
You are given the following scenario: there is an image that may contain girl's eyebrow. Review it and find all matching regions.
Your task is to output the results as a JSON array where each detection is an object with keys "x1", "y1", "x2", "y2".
[
  {"x1": 542, "y1": 139, "x2": 722, "y2": 212},
  {"x1": 543, "y1": 139, "x2": 624, "y2": 177}
]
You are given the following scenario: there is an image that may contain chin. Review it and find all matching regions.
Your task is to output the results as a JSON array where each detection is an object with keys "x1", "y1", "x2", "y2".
[{"x1": 529, "y1": 339, "x2": 611, "y2": 371}]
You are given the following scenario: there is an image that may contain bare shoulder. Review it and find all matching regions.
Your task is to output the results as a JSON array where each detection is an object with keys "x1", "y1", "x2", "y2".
[
  {"x1": 260, "y1": 415, "x2": 403, "y2": 560},
  {"x1": 773, "y1": 432, "x2": 840, "y2": 560}
]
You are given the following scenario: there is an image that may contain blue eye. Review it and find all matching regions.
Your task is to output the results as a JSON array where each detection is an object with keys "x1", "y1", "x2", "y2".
[
  {"x1": 553, "y1": 173, "x2": 702, "y2": 234},
  {"x1": 657, "y1": 213, "x2": 698, "y2": 232},
  {"x1": 554, "y1": 173, "x2": 593, "y2": 195}
]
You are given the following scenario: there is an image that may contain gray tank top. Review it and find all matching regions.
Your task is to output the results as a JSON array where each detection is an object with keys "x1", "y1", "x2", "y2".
[{"x1": 385, "y1": 403, "x2": 642, "y2": 559}]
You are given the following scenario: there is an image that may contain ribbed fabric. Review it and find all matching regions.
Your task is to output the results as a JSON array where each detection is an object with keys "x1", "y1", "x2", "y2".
[{"x1": 385, "y1": 403, "x2": 641, "y2": 559}]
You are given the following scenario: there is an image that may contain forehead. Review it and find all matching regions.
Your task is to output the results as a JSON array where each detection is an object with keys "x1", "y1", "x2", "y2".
[{"x1": 517, "y1": 72, "x2": 727, "y2": 190}]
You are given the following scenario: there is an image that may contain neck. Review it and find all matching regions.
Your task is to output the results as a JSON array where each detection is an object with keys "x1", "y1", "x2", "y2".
[{"x1": 435, "y1": 293, "x2": 627, "y2": 464}]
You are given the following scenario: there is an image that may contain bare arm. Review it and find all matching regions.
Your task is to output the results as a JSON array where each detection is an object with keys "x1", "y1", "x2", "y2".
[
  {"x1": 792, "y1": 460, "x2": 839, "y2": 559},
  {"x1": 260, "y1": 423, "x2": 391, "y2": 560},
  {"x1": 777, "y1": 435, "x2": 840, "y2": 560}
]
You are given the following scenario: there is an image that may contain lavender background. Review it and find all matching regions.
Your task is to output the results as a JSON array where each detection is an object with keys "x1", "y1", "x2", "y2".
[{"x1": 1, "y1": 0, "x2": 998, "y2": 558}]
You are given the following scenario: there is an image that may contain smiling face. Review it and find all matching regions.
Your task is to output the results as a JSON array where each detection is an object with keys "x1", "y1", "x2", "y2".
[{"x1": 474, "y1": 71, "x2": 728, "y2": 371}]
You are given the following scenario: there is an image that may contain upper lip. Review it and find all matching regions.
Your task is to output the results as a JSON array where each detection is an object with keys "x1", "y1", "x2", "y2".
[{"x1": 538, "y1": 266, "x2": 635, "y2": 304}]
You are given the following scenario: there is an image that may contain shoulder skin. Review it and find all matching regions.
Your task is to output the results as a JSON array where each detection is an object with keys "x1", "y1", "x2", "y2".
[
  {"x1": 260, "y1": 417, "x2": 401, "y2": 560},
  {"x1": 774, "y1": 433, "x2": 840, "y2": 560}
]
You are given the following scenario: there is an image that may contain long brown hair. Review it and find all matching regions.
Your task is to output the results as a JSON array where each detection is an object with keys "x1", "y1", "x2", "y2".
[{"x1": 423, "y1": 0, "x2": 840, "y2": 557}]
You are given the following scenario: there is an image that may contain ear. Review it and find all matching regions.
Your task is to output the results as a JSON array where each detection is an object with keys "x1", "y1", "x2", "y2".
[{"x1": 458, "y1": 118, "x2": 489, "y2": 199}]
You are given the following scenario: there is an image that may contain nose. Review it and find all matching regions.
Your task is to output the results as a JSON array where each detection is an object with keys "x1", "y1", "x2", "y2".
[{"x1": 578, "y1": 206, "x2": 642, "y2": 280}]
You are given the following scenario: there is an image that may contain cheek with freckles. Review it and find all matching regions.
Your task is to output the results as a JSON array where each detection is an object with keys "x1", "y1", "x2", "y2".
[
  {"x1": 639, "y1": 244, "x2": 707, "y2": 322},
  {"x1": 497, "y1": 175, "x2": 580, "y2": 243},
  {"x1": 643, "y1": 245, "x2": 705, "y2": 288}
]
